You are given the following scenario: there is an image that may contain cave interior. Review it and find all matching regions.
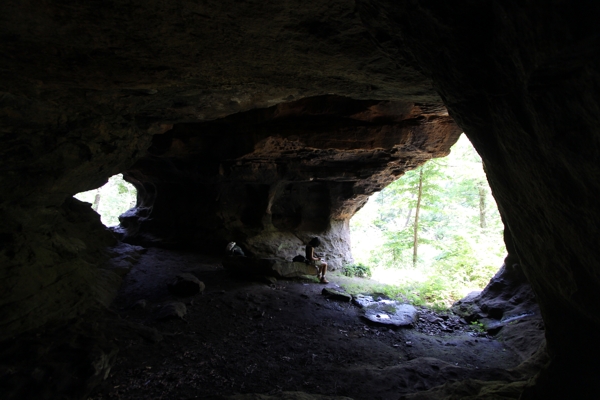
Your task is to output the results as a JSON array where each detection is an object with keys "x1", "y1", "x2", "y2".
[{"x1": 1, "y1": 1, "x2": 600, "y2": 399}]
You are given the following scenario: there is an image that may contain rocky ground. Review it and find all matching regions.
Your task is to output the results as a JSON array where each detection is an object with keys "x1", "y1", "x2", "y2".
[{"x1": 87, "y1": 248, "x2": 546, "y2": 400}]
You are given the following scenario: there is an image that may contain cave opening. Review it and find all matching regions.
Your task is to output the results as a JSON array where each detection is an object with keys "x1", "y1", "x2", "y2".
[
  {"x1": 3, "y1": 0, "x2": 600, "y2": 397},
  {"x1": 349, "y1": 134, "x2": 506, "y2": 309},
  {"x1": 73, "y1": 173, "x2": 137, "y2": 227}
]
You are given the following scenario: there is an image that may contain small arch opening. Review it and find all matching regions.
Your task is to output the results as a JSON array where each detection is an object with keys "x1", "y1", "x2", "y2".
[
  {"x1": 350, "y1": 134, "x2": 506, "y2": 309},
  {"x1": 73, "y1": 173, "x2": 137, "y2": 227}
]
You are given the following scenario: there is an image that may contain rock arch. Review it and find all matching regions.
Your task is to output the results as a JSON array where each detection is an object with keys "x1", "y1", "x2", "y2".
[{"x1": 0, "y1": 1, "x2": 599, "y2": 398}]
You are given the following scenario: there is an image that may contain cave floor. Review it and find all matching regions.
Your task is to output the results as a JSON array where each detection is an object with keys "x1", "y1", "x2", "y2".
[{"x1": 90, "y1": 248, "x2": 534, "y2": 400}]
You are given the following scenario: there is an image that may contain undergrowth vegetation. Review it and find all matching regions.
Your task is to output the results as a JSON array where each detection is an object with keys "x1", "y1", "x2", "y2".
[
  {"x1": 348, "y1": 135, "x2": 506, "y2": 309},
  {"x1": 342, "y1": 263, "x2": 372, "y2": 278},
  {"x1": 335, "y1": 272, "x2": 457, "y2": 311}
]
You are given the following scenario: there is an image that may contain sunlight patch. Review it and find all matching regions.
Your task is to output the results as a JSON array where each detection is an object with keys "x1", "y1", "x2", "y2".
[
  {"x1": 73, "y1": 174, "x2": 137, "y2": 227},
  {"x1": 349, "y1": 134, "x2": 506, "y2": 308},
  {"x1": 370, "y1": 267, "x2": 427, "y2": 285}
]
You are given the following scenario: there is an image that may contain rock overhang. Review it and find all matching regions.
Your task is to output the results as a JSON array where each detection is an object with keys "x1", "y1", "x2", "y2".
[
  {"x1": 1, "y1": 0, "x2": 600, "y2": 398},
  {"x1": 120, "y1": 95, "x2": 461, "y2": 260}
]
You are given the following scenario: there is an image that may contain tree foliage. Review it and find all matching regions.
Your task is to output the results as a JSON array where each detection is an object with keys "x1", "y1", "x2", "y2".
[{"x1": 350, "y1": 135, "x2": 506, "y2": 308}]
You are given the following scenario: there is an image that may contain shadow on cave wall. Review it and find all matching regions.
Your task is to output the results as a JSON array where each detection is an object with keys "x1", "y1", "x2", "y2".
[{"x1": 1, "y1": 0, "x2": 600, "y2": 399}]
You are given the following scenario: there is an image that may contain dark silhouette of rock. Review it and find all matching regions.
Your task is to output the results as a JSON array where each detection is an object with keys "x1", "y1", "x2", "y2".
[
  {"x1": 223, "y1": 256, "x2": 320, "y2": 278},
  {"x1": 222, "y1": 256, "x2": 279, "y2": 277},
  {"x1": 360, "y1": 299, "x2": 419, "y2": 328},
  {"x1": 292, "y1": 255, "x2": 308, "y2": 264},
  {"x1": 452, "y1": 263, "x2": 539, "y2": 329},
  {"x1": 156, "y1": 302, "x2": 187, "y2": 321},
  {"x1": 321, "y1": 288, "x2": 352, "y2": 302},
  {"x1": 121, "y1": 97, "x2": 459, "y2": 270},
  {"x1": 215, "y1": 392, "x2": 353, "y2": 400},
  {"x1": 167, "y1": 273, "x2": 205, "y2": 297},
  {"x1": 131, "y1": 299, "x2": 147, "y2": 310},
  {"x1": 225, "y1": 242, "x2": 246, "y2": 256},
  {"x1": 0, "y1": 0, "x2": 599, "y2": 398}
]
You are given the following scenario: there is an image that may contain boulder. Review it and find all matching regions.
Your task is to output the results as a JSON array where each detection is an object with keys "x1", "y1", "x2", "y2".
[
  {"x1": 156, "y1": 302, "x2": 187, "y2": 321},
  {"x1": 352, "y1": 294, "x2": 378, "y2": 308},
  {"x1": 272, "y1": 261, "x2": 319, "y2": 278},
  {"x1": 452, "y1": 264, "x2": 539, "y2": 324},
  {"x1": 321, "y1": 288, "x2": 352, "y2": 302},
  {"x1": 360, "y1": 300, "x2": 418, "y2": 328},
  {"x1": 167, "y1": 273, "x2": 205, "y2": 297},
  {"x1": 131, "y1": 299, "x2": 147, "y2": 310}
]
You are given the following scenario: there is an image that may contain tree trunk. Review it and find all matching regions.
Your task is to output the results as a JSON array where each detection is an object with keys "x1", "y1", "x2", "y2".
[
  {"x1": 478, "y1": 183, "x2": 487, "y2": 229},
  {"x1": 403, "y1": 207, "x2": 413, "y2": 229},
  {"x1": 378, "y1": 190, "x2": 385, "y2": 220},
  {"x1": 413, "y1": 167, "x2": 424, "y2": 268}
]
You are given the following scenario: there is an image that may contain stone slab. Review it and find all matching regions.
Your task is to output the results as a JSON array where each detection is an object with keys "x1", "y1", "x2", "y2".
[
  {"x1": 361, "y1": 300, "x2": 418, "y2": 327},
  {"x1": 321, "y1": 288, "x2": 352, "y2": 302}
]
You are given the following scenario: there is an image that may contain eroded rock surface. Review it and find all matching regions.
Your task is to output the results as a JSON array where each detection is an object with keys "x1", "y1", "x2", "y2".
[
  {"x1": 86, "y1": 248, "x2": 536, "y2": 400},
  {"x1": 167, "y1": 273, "x2": 206, "y2": 297},
  {"x1": 0, "y1": 1, "x2": 460, "y2": 347},
  {"x1": 452, "y1": 263, "x2": 539, "y2": 331},
  {"x1": 361, "y1": 300, "x2": 418, "y2": 328},
  {"x1": 373, "y1": 3, "x2": 600, "y2": 397},
  {"x1": 121, "y1": 96, "x2": 460, "y2": 268},
  {"x1": 1, "y1": 0, "x2": 600, "y2": 399},
  {"x1": 155, "y1": 301, "x2": 187, "y2": 321},
  {"x1": 321, "y1": 288, "x2": 353, "y2": 302},
  {"x1": 0, "y1": 198, "x2": 122, "y2": 341}
]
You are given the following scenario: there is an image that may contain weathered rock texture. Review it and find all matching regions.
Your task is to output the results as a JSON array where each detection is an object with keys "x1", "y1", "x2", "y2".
[
  {"x1": 0, "y1": 198, "x2": 122, "y2": 341},
  {"x1": 167, "y1": 273, "x2": 205, "y2": 297},
  {"x1": 0, "y1": 0, "x2": 458, "y2": 342},
  {"x1": 452, "y1": 262, "x2": 539, "y2": 327},
  {"x1": 1, "y1": 0, "x2": 599, "y2": 399},
  {"x1": 0, "y1": 311, "x2": 120, "y2": 400},
  {"x1": 366, "y1": 2, "x2": 600, "y2": 398},
  {"x1": 122, "y1": 96, "x2": 460, "y2": 267}
]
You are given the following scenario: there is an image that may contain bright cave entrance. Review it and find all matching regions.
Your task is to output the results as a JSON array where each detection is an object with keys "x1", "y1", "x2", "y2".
[
  {"x1": 73, "y1": 174, "x2": 137, "y2": 227},
  {"x1": 349, "y1": 134, "x2": 506, "y2": 309}
]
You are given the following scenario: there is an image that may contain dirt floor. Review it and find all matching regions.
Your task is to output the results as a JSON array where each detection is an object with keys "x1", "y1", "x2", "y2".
[{"x1": 88, "y1": 248, "x2": 543, "y2": 400}]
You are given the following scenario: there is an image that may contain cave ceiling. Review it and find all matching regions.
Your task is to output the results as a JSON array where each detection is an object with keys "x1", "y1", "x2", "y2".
[
  {"x1": 1, "y1": 0, "x2": 600, "y2": 398},
  {"x1": 0, "y1": 0, "x2": 463, "y2": 262},
  {"x1": 0, "y1": 0, "x2": 464, "y2": 340}
]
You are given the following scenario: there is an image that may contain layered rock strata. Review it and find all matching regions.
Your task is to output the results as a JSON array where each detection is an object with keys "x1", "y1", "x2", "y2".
[
  {"x1": 121, "y1": 96, "x2": 460, "y2": 267},
  {"x1": 0, "y1": 0, "x2": 599, "y2": 398},
  {"x1": 0, "y1": 0, "x2": 455, "y2": 341}
]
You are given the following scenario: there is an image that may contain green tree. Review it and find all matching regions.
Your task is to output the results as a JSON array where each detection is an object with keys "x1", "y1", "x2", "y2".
[
  {"x1": 350, "y1": 134, "x2": 506, "y2": 307},
  {"x1": 375, "y1": 158, "x2": 448, "y2": 268}
]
